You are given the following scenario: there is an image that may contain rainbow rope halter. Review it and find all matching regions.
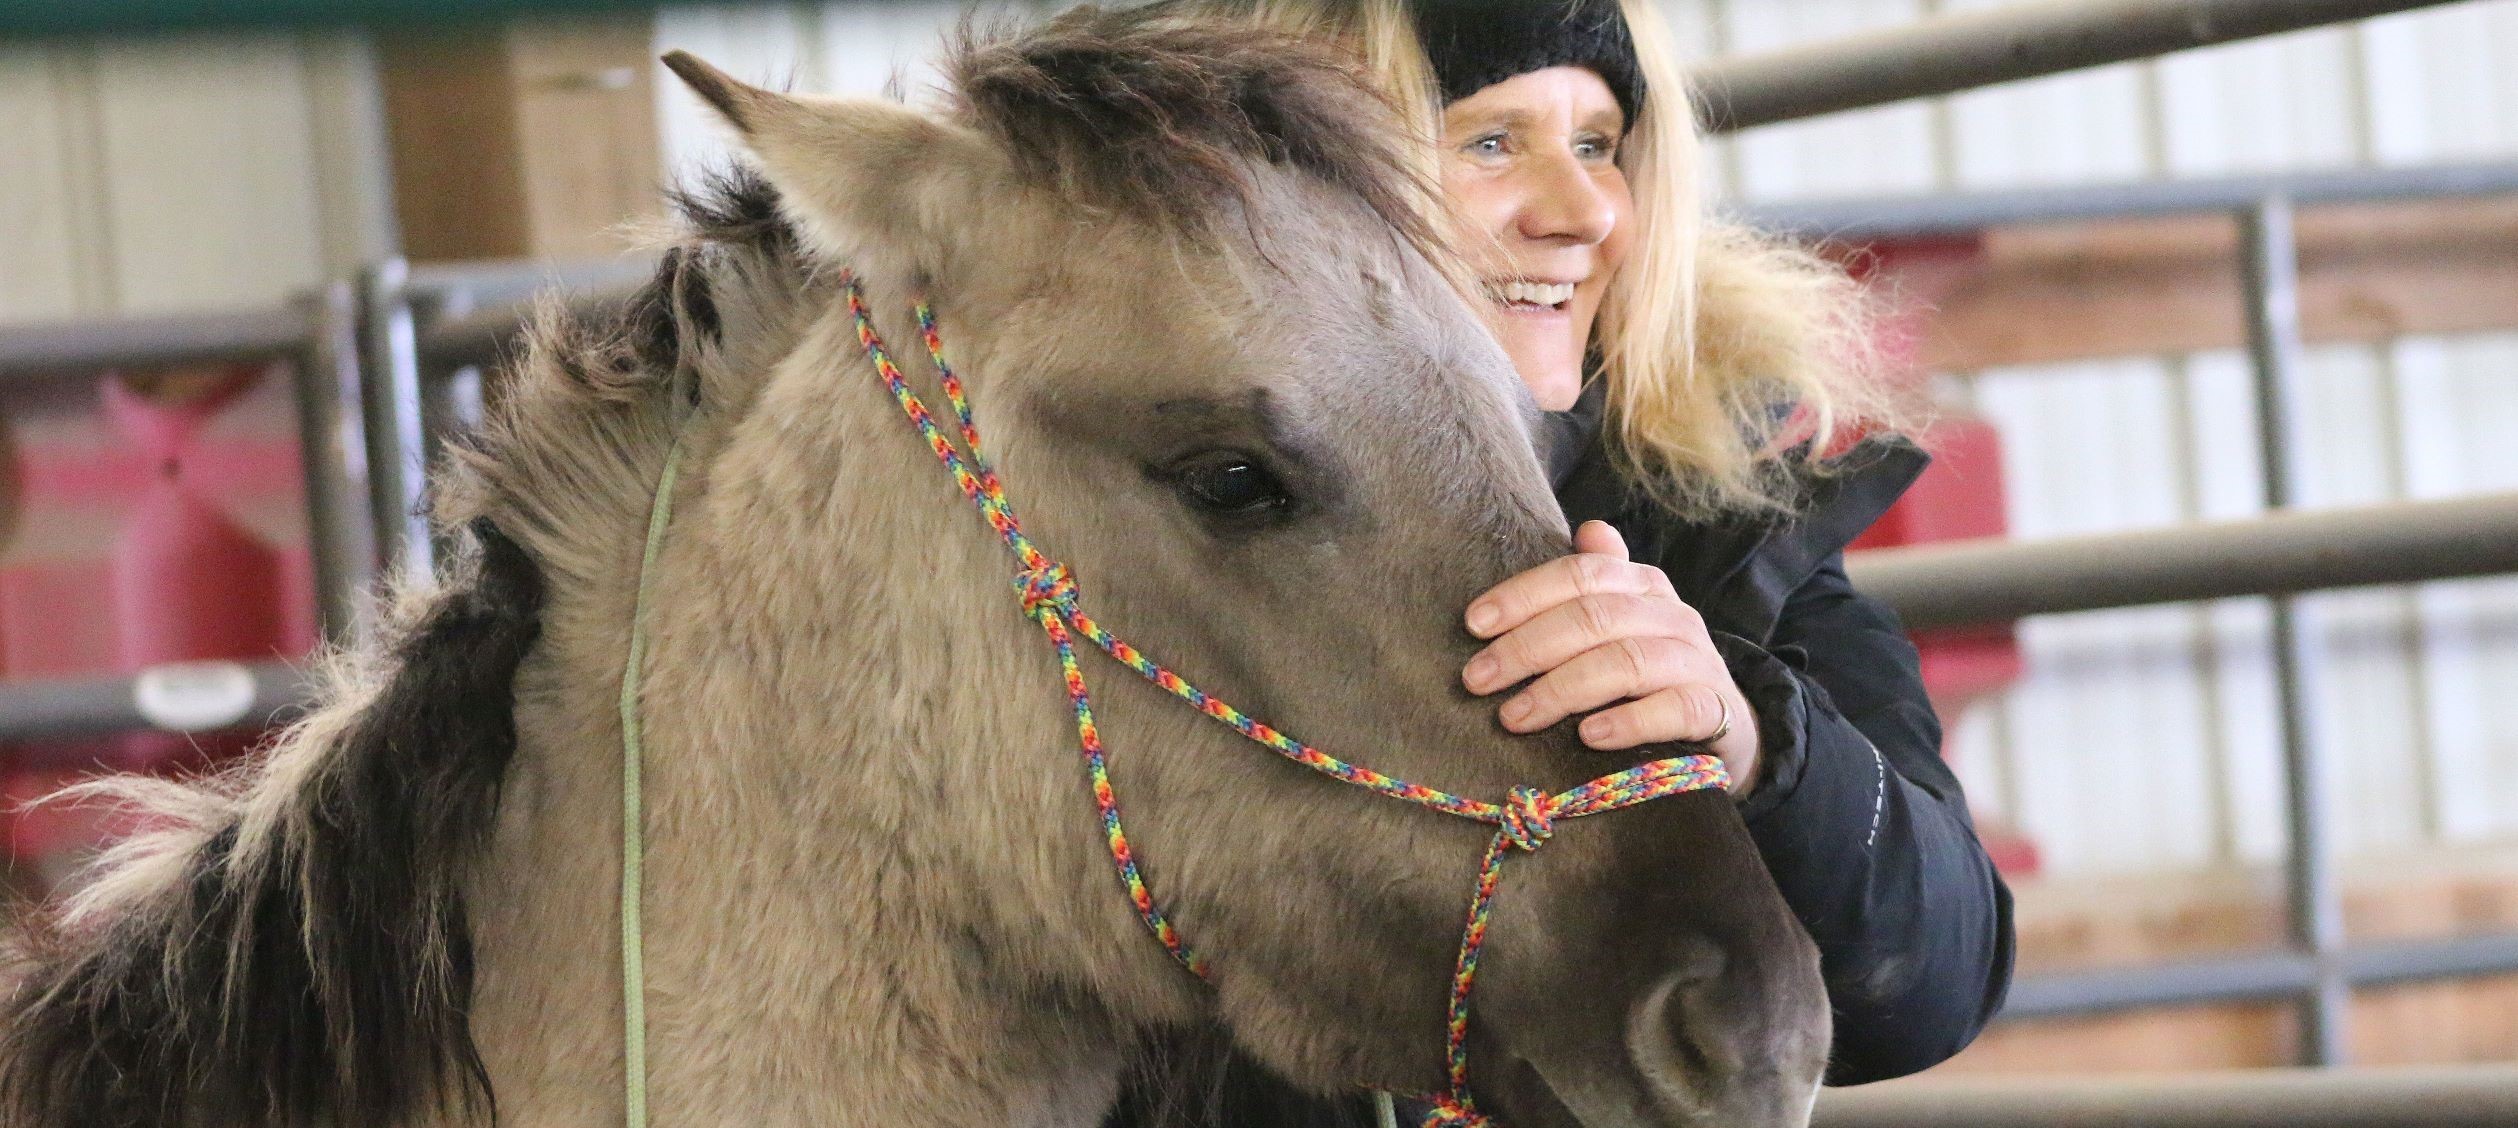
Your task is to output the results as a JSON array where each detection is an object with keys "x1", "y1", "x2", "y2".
[{"x1": 616, "y1": 273, "x2": 1728, "y2": 1128}]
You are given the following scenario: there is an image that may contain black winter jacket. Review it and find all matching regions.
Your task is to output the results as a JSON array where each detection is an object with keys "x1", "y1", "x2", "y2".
[
  {"x1": 1107, "y1": 384, "x2": 2015, "y2": 1125},
  {"x1": 1545, "y1": 381, "x2": 2015, "y2": 1086}
]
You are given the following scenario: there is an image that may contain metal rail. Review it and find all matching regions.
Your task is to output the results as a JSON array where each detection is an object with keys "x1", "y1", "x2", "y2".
[
  {"x1": 417, "y1": 260, "x2": 655, "y2": 371},
  {"x1": 1, "y1": 0, "x2": 697, "y2": 36},
  {"x1": 3, "y1": 485, "x2": 2499, "y2": 742},
  {"x1": 1748, "y1": 159, "x2": 2518, "y2": 241},
  {"x1": 1811, "y1": 1064, "x2": 2518, "y2": 1128},
  {"x1": 0, "y1": 661, "x2": 314, "y2": 748},
  {"x1": 1691, "y1": 0, "x2": 2472, "y2": 133},
  {"x1": 414, "y1": 153, "x2": 2518, "y2": 385},
  {"x1": 2004, "y1": 933, "x2": 2518, "y2": 1017},
  {"x1": 0, "y1": 300, "x2": 380, "y2": 641},
  {"x1": 9, "y1": 0, "x2": 2471, "y2": 122},
  {"x1": 1848, "y1": 491, "x2": 2518, "y2": 631},
  {"x1": 0, "y1": 307, "x2": 312, "y2": 379}
]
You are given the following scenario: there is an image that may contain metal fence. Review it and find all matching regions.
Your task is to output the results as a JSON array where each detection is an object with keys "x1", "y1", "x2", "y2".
[
  {"x1": 1761, "y1": 155, "x2": 2518, "y2": 1065},
  {"x1": 0, "y1": 289, "x2": 376, "y2": 745}
]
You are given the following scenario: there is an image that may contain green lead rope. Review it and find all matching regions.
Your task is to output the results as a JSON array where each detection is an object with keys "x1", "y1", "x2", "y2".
[{"x1": 619, "y1": 440, "x2": 684, "y2": 1128}]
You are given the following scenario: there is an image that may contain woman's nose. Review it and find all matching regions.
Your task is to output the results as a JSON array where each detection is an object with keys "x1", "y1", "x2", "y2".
[{"x1": 1512, "y1": 152, "x2": 1617, "y2": 247}]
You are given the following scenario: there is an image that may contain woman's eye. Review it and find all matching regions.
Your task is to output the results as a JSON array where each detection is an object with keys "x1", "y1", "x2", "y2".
[
  {"x1": 1175, "y1": 455, "x2": 1291, "y2": 516},
  {"x1": 1575, "y1": 135, "x2": 1619, "y2": 161},
  {"x1": 1465, "y1": 133, "x2": 1507, "y2": 157}
]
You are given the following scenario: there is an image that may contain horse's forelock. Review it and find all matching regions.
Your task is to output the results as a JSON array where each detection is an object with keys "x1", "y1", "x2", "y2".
[{"x1": 947, "y1": 6, "x2": 1448, "y2": 268}]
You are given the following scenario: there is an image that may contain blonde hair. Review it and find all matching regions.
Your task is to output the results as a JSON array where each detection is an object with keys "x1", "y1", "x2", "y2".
[{"x1": 1195, "y1": 0, "x2": 1917, "y2": 518}]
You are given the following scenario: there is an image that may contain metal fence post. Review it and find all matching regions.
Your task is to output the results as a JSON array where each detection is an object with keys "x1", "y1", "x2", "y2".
[
  {"x1": 290, "y1": 281, "x2": 380, "y2": 643},
  {"x1": 2240, "y1": 195, "x2": 2349, "y2": 1066},
  {"x1": 359, "y1": 257, "x2": 435, "y2": 580}
]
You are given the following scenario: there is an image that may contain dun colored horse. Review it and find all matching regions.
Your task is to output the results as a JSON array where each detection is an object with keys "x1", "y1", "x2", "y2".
[{"x1": 1, "y1": 9, "x2": 1825, "y2": 1127}]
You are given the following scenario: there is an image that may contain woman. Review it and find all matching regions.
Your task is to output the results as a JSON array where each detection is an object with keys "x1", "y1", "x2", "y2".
[{"x1": 1116, "y1": 0, "x2": 2015, "y2": 1121}]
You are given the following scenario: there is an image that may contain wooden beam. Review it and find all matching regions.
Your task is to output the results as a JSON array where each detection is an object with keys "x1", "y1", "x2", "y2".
[
  {"x1": 376, "y1": 15, "x2": 661, "y2": 263},
  {"x1": 1895, "y1": 197, "x2": 2518, "y2": 371}
]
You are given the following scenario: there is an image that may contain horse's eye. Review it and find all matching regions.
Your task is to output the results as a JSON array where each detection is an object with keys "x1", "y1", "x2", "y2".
[{"x1": 1174, "y1": 453, "x2": 1291, "y2": 517}]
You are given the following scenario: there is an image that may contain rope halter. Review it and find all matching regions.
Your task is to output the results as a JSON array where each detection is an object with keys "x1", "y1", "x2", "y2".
[
  {"x1": 840, "y1": 274, "x2": 1731, "y2": 1125},
  {"x1": 611, "y1": 272, "x2": 1730, "y2": 1128}
]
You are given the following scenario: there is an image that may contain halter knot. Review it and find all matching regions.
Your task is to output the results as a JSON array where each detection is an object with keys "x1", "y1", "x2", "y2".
[
  {"x1": 1016, "y1": 562, "x2": 1079, "y2": 621},
  {"x1": 1416, "y1": 1095, "x2": 1493, "y2": 1128},
  {"x1": 1497, "y1": 786, "x2": 1555, "y2": 852}
]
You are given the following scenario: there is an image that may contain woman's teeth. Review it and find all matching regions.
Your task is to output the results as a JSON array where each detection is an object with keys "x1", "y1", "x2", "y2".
[{"x1": 1492, "y1": 280, "x2": 1575, "y2": 308}]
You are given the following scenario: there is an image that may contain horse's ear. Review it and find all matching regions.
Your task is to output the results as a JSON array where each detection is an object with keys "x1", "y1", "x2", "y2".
[{"x1": 660, "y1": 51, "x2": 993, "y2": 273}]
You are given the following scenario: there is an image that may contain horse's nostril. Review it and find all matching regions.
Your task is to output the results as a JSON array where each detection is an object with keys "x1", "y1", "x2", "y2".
[
  {"x1": 1627, "y1": 952, "x2": 1735, "y2": 1114},
  {"x1": 1627, "y1": 937, "x2": 1822, "y2": 1128}
]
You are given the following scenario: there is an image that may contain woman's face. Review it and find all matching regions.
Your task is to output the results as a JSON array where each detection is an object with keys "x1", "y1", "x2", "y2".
[{"x1": 1438, "y1": 66, "x2": 1633, "y2": 411}]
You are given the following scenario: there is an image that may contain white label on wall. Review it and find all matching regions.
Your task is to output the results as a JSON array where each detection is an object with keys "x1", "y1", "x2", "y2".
[{"x1": 132, "y1": 661, "x2": 258, "y2": 733}]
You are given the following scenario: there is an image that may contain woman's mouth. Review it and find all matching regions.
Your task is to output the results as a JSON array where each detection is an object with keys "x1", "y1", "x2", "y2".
[{"x1": 1487, "y1": 279, "x2": 1576, "y2": 313}]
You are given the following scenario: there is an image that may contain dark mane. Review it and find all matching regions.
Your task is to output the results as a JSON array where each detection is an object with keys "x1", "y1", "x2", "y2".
[
  {"x1": 665, "y1": 162, "x2": 790, "y2": 250},
  {"x1": 948, "y1": 5, "x2": 1444, "y2": 254},
  {"x1": 0, "y1": 522, "x2": 542, "y2": 1128}
]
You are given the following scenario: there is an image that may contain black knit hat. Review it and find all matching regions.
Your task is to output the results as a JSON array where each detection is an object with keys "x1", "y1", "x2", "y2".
[{"x1": 1409, "y1": 0, "x2": 1645, "y2": 125}]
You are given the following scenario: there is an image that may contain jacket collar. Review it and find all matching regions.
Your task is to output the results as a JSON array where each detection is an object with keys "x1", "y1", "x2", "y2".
[
  {"x1": 1540, "y1": 376, "x2": 1608, "y2": 491},
  {"x1": 1545, "y1": 395, "x2": 1929, "y2": 640}
]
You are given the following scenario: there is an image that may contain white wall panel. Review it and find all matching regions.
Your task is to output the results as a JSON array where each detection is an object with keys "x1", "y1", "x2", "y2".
[
  {"x1": 1944, "y1": 693, "x2": 2012, "y2": 820},
  {"x1": 88, "y1": 36, "x2": 327, "y2": 314},
  {"x1": 656, "y1": 4, "x2": 825, "y2": 178},
  {"x1": 1717, "y1": 0, "x2": 1940, "y2": 200},
  {"x1": 1653, "y1": 0, "x2": 1738, "y2": 201},
  {"x1": 657, "y1": 3, "x2": 988, "y2": 183},
  {"x1": 0, "y1": 46, "x2": 101, "y2": 322},
  {"x1": 1965, "y1": 332, "x2": 2518, "y2": 873},
  {"x1": 812, "y1": 1, "x2": 966, "y2": 100},
  {"x1": 2003, "y1": 604, "x2": 2223, "y2": 875},
  {"x1": 2290, "y1": 345, "x2": 2429, "y2": 856},
  {"x1": 2155, "y1": 28, "x2": 2365, "y2": 176},
  {"x1": 299, "y1": 32, "x2": 395, "y2": 276},
  {"x1": 2360, "y1": 0, "x2": 2518, "y2": 165},
  {"x1": 1943, "y1": 59, "x2": 2150, "y2": 189},
  {"x1": 1971, "y1": 360, "x2": 2225, "y2": 874},
  {"x1": 1937, "y1": 0, "x2": 2151, "y2": 189},
  {"x1": 2396, "y1": 333, "x2": 2518, "y2": 845},
  {"x1": 1, "y1": 34, "x2": 360, "y2": 323},
  {"x1": 2178, "y1": 352, "x2": 2285, "y2": 864}
]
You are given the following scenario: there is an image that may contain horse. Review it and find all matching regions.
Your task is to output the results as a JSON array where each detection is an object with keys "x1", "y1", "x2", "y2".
[{"x1": 0, "y1": 9, "x2": 1827, "y2": 1127}]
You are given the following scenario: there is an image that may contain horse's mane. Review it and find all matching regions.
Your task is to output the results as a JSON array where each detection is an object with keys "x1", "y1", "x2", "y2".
[
  {"x1": 0, "y1": 10, "x2": 1447, "y2": 1127},
  {"x1": 0, "y1": 525, "x2": 544, "y2": 1128}
]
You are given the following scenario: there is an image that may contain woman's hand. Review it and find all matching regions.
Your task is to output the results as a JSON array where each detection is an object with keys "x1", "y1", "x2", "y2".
[{"x1": 1461, "y1": 520, "x2": 1763, "y2": 795}]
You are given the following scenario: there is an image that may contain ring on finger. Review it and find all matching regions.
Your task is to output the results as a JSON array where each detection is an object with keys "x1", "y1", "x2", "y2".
[{"x1": 1698, "y1": 693, "x2": 1732, "y2": 746}]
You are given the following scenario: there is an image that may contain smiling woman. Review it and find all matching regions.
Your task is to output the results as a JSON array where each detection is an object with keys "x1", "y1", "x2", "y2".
[
  {"x1": 1121, "y1": 0, "x2": 2017, "y2": 1125},
  {"x1": 1438, "y1": 66, "x2": 1634, "y2": 410}
]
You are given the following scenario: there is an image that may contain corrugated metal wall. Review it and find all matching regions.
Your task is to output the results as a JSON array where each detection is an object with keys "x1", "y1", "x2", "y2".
[{"x1": 2, "y1": 1, "x2": 2513, "y2": 878}]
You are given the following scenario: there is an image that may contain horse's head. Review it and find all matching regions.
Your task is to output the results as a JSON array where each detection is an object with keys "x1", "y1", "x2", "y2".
[{"x1": 658, "y1": 10, "x2": 1825, "y2": 1125}]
